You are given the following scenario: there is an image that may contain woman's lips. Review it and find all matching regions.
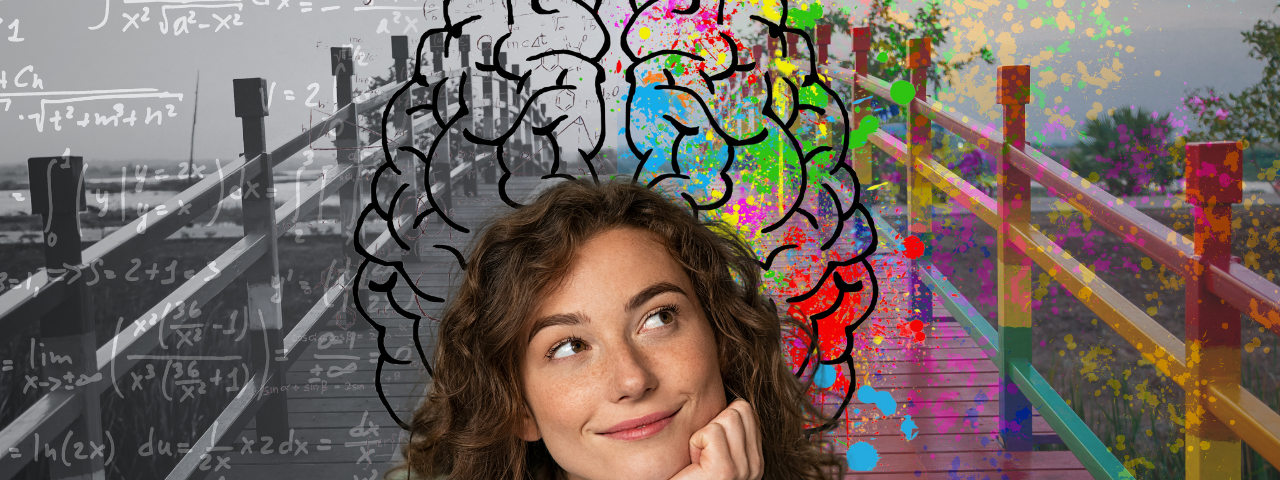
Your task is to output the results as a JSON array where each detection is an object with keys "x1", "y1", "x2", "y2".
[{"x1": 598, "y1": 409, "x2": 679, "y2": 441}]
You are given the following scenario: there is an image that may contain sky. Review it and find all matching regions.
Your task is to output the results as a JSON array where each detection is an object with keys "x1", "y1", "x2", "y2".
[{"x1": 0, "y1": 0, "x2": 1277, "y2": 166}]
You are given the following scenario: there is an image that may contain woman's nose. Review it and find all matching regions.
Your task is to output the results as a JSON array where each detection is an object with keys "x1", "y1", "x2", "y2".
[{"x1": 607, "y1": 342, "x2": 658, "y2": 402}]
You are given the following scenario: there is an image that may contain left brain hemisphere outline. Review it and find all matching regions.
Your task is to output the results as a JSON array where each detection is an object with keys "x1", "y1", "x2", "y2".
[{"x1": 357, "y1": 0, "x2": 880, "y2": 434}]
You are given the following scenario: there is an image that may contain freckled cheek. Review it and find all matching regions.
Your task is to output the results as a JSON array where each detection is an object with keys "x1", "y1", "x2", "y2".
[{"x1": 532, "y1": 372, "x2": 601, "y2": 438}]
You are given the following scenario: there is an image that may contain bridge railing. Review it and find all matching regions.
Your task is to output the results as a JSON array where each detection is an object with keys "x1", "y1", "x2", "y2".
[
  {"x1": 791, "y1": 26, "x2": 1280, "y2": 479},
  {"x1": 0, "y1": 34, "x2": 540, "y2": 480}
]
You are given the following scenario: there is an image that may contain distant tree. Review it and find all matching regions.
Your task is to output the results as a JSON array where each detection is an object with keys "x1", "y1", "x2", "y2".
[
  {"x1": 1070, "y1": 107, "x2": 1180, "y2": 197},
  {"x1": 1182, "y1": 3, "x2": 1280, "y2": 145},
  {"x1": 740, "y1": 0, "x2": 994, "y2": 100}
]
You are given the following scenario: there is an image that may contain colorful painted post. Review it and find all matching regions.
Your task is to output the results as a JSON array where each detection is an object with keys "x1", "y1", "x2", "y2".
[
  {"x1": 747, "y1": 44, "x2": 757, "y2": 131},
  {"x1": 1184, "y1": 141, "x2": 1243, "y2": 479},
  {"x1": 28, "y1": 155, "x2": 107, "y2": 480},
  {"x1": 234, "y1": 76, "x2": 290, "y2": 441},
  {"x1": 906, "y1": 37, "x2": 934, "y2": 327},
  {"x1": 996, "y1": 64, "x2": 1034, "y2": 451},
  {"x1": 850, "y1": 26, "x2": 871, "y2": 188},
  {"x1": 815, "y1": 23, "x2": 833, "y2": 218}
]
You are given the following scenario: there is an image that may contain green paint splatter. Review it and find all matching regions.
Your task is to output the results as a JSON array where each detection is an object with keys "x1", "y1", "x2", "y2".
[
  {"x1": 787, "y1": 3, "x2": 824, "y2": 30},
  {"x1": 850, "y1": 115, "x2": 880, "y2": 148},
  {"x1": 1056, "y1": 40, "x2": 1071, "y2": 53},
  {"x1": 890, "y1": 80, "x2": 915, "y2": 106},
  {"x1": 876, "y1": 51, "x2": 888, "y2": 62}
]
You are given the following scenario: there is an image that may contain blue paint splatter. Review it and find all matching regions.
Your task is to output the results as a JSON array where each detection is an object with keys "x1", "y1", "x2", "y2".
[
  {"x1": 900, "y1": 415, "x2": 918, "y2": 441},
  {"x1": 814, "y1": 364, "x2": 837, "y2": 389},
  {"x1": 846, "y1": 441, "x2": 881, "y2": 471},
  {"x1": 857, "y1": 385, "x2": 897, "y2": 416}
]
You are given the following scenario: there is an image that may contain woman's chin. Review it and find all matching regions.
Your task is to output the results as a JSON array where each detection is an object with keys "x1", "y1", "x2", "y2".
[
  {"x1": 608, "y1": 453, "x2": 690, "y2": 480},
  {"x1": 567, "y1": 441, "x2": 692, "y2": 480}
]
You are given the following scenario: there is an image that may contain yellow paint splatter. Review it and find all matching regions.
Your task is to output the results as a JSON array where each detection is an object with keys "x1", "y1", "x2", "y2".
[{"x1": 639, "y1": 27, "x2": 650, "y2": 40}]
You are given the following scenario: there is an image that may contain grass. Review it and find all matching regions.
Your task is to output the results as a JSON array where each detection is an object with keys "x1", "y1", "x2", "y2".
[{"x1": 0, "y1": 235, "x2": 349, "y2": 479}]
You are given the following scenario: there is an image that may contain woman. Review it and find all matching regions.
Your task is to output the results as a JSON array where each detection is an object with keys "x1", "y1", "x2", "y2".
[{"x1": 385, "y1": 179, "x2": 844, "y2": 480}]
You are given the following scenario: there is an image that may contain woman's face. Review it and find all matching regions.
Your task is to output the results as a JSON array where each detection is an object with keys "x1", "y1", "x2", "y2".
[{"x1": 518, "y1": 227, "x2": 728, "y2": 480}]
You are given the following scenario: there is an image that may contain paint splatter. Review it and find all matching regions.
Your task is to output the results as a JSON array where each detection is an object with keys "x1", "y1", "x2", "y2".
[
  {"x1": 857, "y1": 384, "x2": 897, "y2": 416},
  {"x1": 900, "y1": 415, "x2": 919, "y2": 441},
  {"x1": 846, "y1": 441, "x2": 881, "y2": 471}
]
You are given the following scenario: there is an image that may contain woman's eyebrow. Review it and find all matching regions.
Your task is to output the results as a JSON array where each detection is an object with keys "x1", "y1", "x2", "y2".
[
  {"x1": 527, "y1": 282, "x2": 688, "y2": 344},
  {"x1": 625, "y1": 281, "x2": 687, "y2": 313}
]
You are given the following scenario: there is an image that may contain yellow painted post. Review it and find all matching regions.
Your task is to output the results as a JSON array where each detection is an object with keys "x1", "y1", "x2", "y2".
[
  {"x1": 996, "y1": 64, "x2": 1034, "y2": 451},
  {"x1": 906, "y1": 37, "x2": 933, "y2": 326},
  {"x1": 1184, "y1": 141, "x2": 1243, "y2": 480},
  {"x1": 850, "y1": 26, "x2": 871, "y2": 188}
]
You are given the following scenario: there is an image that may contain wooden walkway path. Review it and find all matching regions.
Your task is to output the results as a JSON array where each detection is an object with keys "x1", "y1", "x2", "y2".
[{"x1": 217, "y1": 175, "x2": 1091, "y2": 479}]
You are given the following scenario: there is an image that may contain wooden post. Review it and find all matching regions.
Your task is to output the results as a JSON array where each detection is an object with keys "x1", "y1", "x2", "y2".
[
  {"x1": 331, "y1": 45, "x2": 362, "y2": 328},
  {"x1": 392, "y1": 36, "x2": 421, "y2": 259},
  {"x1": 785, "y1": 32, "x2": 800, "y2": 61},
  {"x1": 28, "y1": 155, "x2": 106, "y2": 480},
  {"x1": 752, "y1": 45, "x2": 763, "y2": 133},
  {"x1": 996, "y1": 64, "x2": 1033, "y2": 451},
  {"x1": 815, "y1": 23, "x2": 833, "y2": 218},
  {"x1": 429, "y1": 34, "x2": 452, "y2": 212},
  {"x1": 540, "y1": 103, "x2": 550, "y2": 175},
  {"x1": 851, "y1": 26, "x2": 872, "y2": 189},
  {"x1": 906, "y1": 37, "x2": 934, "y2": 328},
  {"x1": 233, "y1": 77, "x2": 290, "y2": 441},
  {"x1": 481, "y1": 42, "x2": 496, "y2": 184},
  {"x1": 497, "y1": 53, "x2": 511, "y2": 175},
  {"x1": 457, "y1": 35, "x2": 477, "y2": 197},
  {"x1": 1184, "y1": 141, "x2": 1243, "y2": 479}
]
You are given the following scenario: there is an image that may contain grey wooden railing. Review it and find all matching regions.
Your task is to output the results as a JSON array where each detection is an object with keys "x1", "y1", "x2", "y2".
[{"x1": 0, "y1": 34, "x2": 543, "y2": 480}]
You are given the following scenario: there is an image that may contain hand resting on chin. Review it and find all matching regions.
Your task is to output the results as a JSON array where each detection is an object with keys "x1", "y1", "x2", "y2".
[{"x1": 669, "y1": 399, "x2": 764, "y2": 480}]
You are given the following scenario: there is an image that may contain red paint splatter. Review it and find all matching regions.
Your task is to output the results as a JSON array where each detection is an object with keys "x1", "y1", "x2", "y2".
[
  {"x1": 903, "y1": 235, "x2": 924, "y2": 259},
  {"x1": 616, "y1": 60, "x2": 622, "y2": 73}
]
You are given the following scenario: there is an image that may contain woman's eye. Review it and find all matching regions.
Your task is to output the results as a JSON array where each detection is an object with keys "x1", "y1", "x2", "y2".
[
  {"x1": 550, "y1": 339, "x2": 587, "y2": 359},
  {"x1": 643, "y1": 308, "x2": 676, "y2": 329}
]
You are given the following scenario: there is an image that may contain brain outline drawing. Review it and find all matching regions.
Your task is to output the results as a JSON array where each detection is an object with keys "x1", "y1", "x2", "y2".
[{"x1": 355, "y1": 0, "x2": 882, "y2": 437}]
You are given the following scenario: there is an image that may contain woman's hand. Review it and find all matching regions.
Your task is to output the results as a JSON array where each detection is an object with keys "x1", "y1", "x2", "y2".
[{"x1": 670, "y1": 399, "x2": 764, "y2": 480}]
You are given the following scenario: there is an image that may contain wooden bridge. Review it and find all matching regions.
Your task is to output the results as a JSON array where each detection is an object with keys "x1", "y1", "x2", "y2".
[{"x1": 2, "y1": 26, "x2": 1280, "y2": 480}]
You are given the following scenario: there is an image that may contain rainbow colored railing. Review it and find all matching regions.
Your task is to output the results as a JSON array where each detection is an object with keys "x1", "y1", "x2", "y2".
[{"x1": 772, "y1": 25, "x2": 1280, "y2": 480}]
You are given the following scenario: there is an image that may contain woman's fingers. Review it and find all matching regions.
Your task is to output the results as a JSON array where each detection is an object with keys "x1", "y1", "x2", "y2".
[
  {"x1": 710, "y1": 403, "x2": 750, "y2": 479},
  {"x1": 672, "y1": 399, "x2": 765, "y2": 480},
  {"x1": 727, "y1": 400, "x2": 763, "y2": 479},
  {"x1": 687, "y1": 422, "x2": 732, "y2": 478}
]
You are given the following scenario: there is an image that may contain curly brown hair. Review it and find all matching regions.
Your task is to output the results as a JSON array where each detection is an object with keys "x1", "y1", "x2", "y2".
[{"x1": 385, "y1": 179, "x2": 844, "y2": 480}]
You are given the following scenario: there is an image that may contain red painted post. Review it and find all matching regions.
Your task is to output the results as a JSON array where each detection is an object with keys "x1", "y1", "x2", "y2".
[
  {"x1": 996, "y1": 64, "x2": 1034, "y2": 451},
  {"x1": 1184, "y1": 141, "x2": 1243, "y2": 479},
  {"x1": 785, "y1": 32, "x2": 800, "y2": 60},
  {"x1": 906, "y1": 37, "x2": 934, "y2": 329},
  {"x1": 233, "y1": 77, "x2": 290, "y2": 441},
  {"x1": 851, "y1": 26, "x2": 871, "y2": 188},
  {"x1": 815, "y1": 24, "x2": 832, "y2": 66},
  {"x1": 28, "y1": 155, "x2": 107, "y2": 480}
]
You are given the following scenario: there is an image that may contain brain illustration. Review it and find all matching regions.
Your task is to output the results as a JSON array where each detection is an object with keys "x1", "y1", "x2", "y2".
[{"x1": 355, "y1": 0, "x2": 881, "y2": 435}]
